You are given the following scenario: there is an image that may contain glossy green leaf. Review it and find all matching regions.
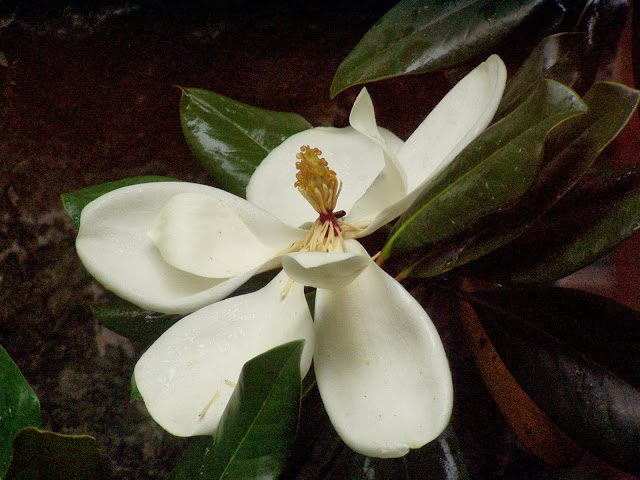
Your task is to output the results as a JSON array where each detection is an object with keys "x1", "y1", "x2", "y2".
[
  {"x1": 62, "y1": 176, "x2": 178, "y2": 228},
  {"x1": 472, "y1": 160, "x2": 640, "y2": 284},
  {"x1": 170, "y1": 378, "x2": 313, "y2": 480},
  {"x1": 409, "y1": 81, "x2": 639, "y2": 278},
  {"x1": 0, "y1": 346, "x2": 41, "y2": 478},
  {"x1": 468, "y1": 288, "x2": 640, "y2": 475},
  {"x1": 495, "y1": 33, "x2": 590, "y2": 119},
  {"x1": 484, "y1": 181, "x2": 640, "y2": 284},
  {"x1": 497, "y1": 0, "x2": 630, "y2": 119},
  {"x1": 573, "y1": 0, "x2": 630, "y2": 83},
  {"x1": 91, "y1": 299, "x2": 182, "y2": 348},
  {"x1": 180, "y1": 88, "x2": 312, "y2": 197},
  {"x1": 5, "y1": 428, "x2": 106, "y2": 480},
  {"x1": 330, "y1": 0, "x2": 569, "y2": 97},
  {"x1": 532, "y1": 82, "x2": 639, "y2": 197},
  {"x1": 475, "y1": 287, "x2": 640, "y2": 389},
  {"x1": 187, "y1": 340, "x2": 304, "y2": 480},
  {"x1": 382, "y1": 80, "x2": 586, "y2": 268}
]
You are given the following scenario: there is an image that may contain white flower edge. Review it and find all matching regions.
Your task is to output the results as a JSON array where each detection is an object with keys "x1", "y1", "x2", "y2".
[
  {"x1": 314, "y1": 252, "x2": 453, "y2": 458},
  {"x1": 246, "y1": 125, "x2": 405, "y2": 229},
  {"x1": 246, "y1": 55, "x2": 506, "y2": 237},
  {"x1": 282, "y1": 239, "x2": 371, "y2": 289},
  {"x1": 344, "y1": 88, "x2": 408, "y2": 228},
  {"x1": 148, "y1": 191, "x2": 302, "y2": 278},
  {"x1": 352, "y1": 54, "x2": 507, "y2": 237},
  {"x1": 398, "y1": 54, "x2": 507, "y2": 193},
  {"x1": 76, "y1": 181, "x2": 303, "y2": 314},
  {"x1": 134, "y1": 270, "x2": 315, "y2": 437}
]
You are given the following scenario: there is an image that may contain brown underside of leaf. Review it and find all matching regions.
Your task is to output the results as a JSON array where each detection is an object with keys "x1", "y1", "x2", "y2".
[{"x1": 457, "y1": 296, "x2": 584, "y2": 468}]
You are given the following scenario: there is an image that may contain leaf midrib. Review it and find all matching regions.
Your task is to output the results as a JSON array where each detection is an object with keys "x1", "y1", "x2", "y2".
[
  {"x1": 216, "y1": 349, "x2": 300, "y2": 480},
  {"x1": 190, "y1": 93, "x2": 272, "y2": 156}
]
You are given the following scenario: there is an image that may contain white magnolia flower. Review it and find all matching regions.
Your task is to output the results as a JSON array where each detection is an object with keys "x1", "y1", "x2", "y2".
[{"x1": 76, "y1": 55, "x2": 506, "y2": 458}]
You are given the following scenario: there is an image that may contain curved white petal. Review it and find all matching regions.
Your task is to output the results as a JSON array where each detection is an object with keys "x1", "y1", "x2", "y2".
[
  {"x1": 282, "y1": 240, "x2": 369, "y2": 289},
  {"x1": 76, "y1": 182, "x2": 297, "y2": 314},
  {"x1": 246, "y1": 126, "x2": 403, "y2": 229},
  {"x1": 314, "y1": 261, "x2": 453, "y2": 458},
  {"x1": 134, "y1": 271, "x2": 314, "y2": 437},
  {"x1": 354, "y1": 55, "x2": 507, "y2": 237},
  {"x1": 349, "y1": 89, "x2": 403, "y2": 166},
  {"x1": 398, "y1": 54, "x2": 507, "y2": 194},
  {"x1": 344, "y1": 89, "x2": 407, "y2": 228},
  {"x1": 149, "y1": 192, "x2": 302, "y2": 278}
]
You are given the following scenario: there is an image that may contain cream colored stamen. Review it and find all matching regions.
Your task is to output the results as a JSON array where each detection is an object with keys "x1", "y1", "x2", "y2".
[{"x1": 198, "y1": 390, "x2": 220, "y2": 419}]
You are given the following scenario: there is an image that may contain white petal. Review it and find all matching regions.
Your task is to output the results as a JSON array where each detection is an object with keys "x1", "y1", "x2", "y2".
[
  {"x1": 349, "y1": 88, "x2": 399, "y2": 155},
  {"x1": 246, "y1": 126, "x2": 403, "y2": 228},
  {"x1": 282, "y1": 240, "x2": 369, "y2": 289},
  {"x1": 398, "y1": 54, "x2": 507, "y2": 194},
  {"x1": 76, "y1": 182, "x2": 298, "y2": 314},
  {"x1": 344, "y1": 89, "x2": 407, "y2": 228},
  {"x1": 134, "y1": 271, "x2": 314, "y2": 437},
  {"x1": 149, "y1": 192, "x2": 302, "y2": 278},
  {"x1": 314, "y1": 261, "x2": 453, "y2": 458},
  {"x1": 354, "y1": 55, "x2": 507, "y2": 237}
]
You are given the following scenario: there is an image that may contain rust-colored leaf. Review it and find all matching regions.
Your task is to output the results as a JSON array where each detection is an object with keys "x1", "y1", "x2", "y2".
[{"x1": 456, "y1": 297, "x2": 583, "y2": 467}]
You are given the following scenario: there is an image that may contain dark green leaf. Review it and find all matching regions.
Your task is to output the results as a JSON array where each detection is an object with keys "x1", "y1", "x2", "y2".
[
  {"x1": 180, "y1": 88, "x2": 312, "y2": 197},
  {"x1": 574, "y1": 0, "x2": 630, "y2": 84},
  {"x1": 497, "y1": 0, "x2": 630, "y2": 119},
  {"x1": 382, "y1": 80, "x2": 586, "y2": 271},
  {"x1": 62, "y1": 176, "x2": 178, "y2": 228},
  {"x1": 226, "y1": 270, "x2": 279, "y2": 299},
  {"x1": 534, "y1": 82, "x2": 638, "y2": 196},
  {"x1": 330, "y1": 0, "x2": 570, "y2": 97},
  {"x1": 91, "y1": 299, "x2": 182, "y2": 348},
  {"x1": 495, "y1": 33, "x2": 590, "y2": 119},
  {"x1": 0, "y1": 345, "x2": 41, "y2": 478},
  {"x1": 475, "y1": 287, "x2": 640, "y2": 389},
  {"x1": 279, "y1": 366, "x2": 343, "y2": 479},
  {"x1": 413, "y1": 81, "x2": 639, "y2": 279},
  {"x1": 193, "y1": 340, "x2": 304, "y2": 480},
  {"x1": 168, "y1": 436, "x2": 211, "y2": 480},
  {"x1": 467, "y1": 288, "x2": 640, "y2": 475},
  {"x1": 5, "y1": 428, "x2": 106, "y2": 480},
  {"x1": 403, "y1": 424, "x2": 470, "y2": 480},
  {"x1": 473, "y1": 164, "x2": 640, "y2": 284}
]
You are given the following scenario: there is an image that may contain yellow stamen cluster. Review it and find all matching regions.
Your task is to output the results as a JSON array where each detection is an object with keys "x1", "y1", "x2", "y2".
[
  {"x1": 295, "y1": 145, "x2": 342, "y2": 214},
  {"x1": 280, "y1": 146, "x2": 360, "y2": 259}
]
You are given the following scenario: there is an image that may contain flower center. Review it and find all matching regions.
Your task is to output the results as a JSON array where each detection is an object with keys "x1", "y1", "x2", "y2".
[
  {"x1": 294, "y1": 145, "x2": 342, "y2": 215},
  {"x1": 292, "y1": 145, "x2": 347, "y2": 253}
]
